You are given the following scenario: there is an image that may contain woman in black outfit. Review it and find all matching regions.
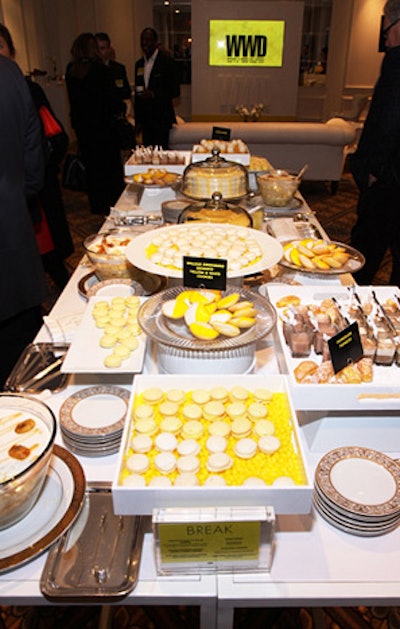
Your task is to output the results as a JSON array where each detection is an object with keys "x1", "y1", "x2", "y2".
[
  {"x1": 0, "y1": 23, "x2": 73, "y2": 290},
  {"x1": 65, "y1": 33, "x2": 125, "y2": 215}
]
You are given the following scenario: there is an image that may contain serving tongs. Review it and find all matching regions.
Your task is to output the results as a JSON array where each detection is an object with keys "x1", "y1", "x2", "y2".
[
  {"x1": 5, "y1": 343, "x2": 69, "y2": 393},
  {"x1": 371, "y1": 290, "x2": 399, "y2": 338}
]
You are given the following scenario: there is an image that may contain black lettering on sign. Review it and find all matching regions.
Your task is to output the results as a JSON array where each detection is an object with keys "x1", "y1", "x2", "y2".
[{"x1": 226, "y1": 35, "x2": 267, "y2": 57}]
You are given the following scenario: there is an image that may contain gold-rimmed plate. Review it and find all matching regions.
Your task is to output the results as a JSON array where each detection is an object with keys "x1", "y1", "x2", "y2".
[
  {"x1": 315, "y1": 446, "x2": 400, "y2": 518},
  {"x1": 0, "y1": 445, "x2": 85, "y2": 573}
]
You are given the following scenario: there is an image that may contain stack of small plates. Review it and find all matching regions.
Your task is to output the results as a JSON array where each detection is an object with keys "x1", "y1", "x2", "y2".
[
  {"x1": 59, "y1": 386, "x2": 130, "y2": 457},
  {"x1": 314, "y1": 446, "x2": 400, "y2": 537}
]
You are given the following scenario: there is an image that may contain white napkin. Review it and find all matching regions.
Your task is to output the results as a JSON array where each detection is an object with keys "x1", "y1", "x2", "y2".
[{"x1": 43, "y1": 312, "x2": 83, "y2": 344}]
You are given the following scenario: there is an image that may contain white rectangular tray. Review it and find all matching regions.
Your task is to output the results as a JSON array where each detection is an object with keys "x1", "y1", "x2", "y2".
[
  {"x1": 191, "y1": 148, "x2": 250, "y2": 165},
  {"x1": 267, "y1": 285, "x2": 400, "y2": 410},
  {"x1": 124, "y1": 152, "x2": 191, "y2": 176},
  {"x1": 112, "y1": 374, "x2": 312, "y2": 515},
  {"x1": 62, "y1": 296, "x2": 147, "y2": 374}
]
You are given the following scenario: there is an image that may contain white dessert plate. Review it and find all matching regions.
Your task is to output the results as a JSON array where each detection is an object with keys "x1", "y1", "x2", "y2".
[
  {"x1": 0, "y1": 445, "x2": 85, "y2": 573},
  {"x1": 59, "y1": 385, "x2": 130, "y2": 437},
  {"x1": 315, "y1": 446, "x2": 400, "y2": 517},
  {"x1": 125, "y1": 223, "x2": 283, "y2": 279},
  {"x1": 62, "y1": 296, "x2": 147, "y2": 374},
  {"x1": 78, "y1": 271, "x2": 167, "y2": 300}
]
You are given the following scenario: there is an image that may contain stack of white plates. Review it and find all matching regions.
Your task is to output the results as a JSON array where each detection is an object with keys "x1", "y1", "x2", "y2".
[
  {"x1": 59, "y1": 386, "x2": 130, "y2": 457},
  {"x1": 313, "y1": 446, "x2": 400, "y2": 537}
]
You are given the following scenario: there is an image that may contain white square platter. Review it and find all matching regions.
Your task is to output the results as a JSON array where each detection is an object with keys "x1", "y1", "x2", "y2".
[
  {"x1": 267, "y1": 285, "x2": 400, "y2": 410},
  {"x1": 112, "y1": 374, "x2": 312, "y2": 516}
]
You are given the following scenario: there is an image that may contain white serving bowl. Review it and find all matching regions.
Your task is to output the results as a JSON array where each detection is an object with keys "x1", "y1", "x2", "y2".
[{"x1": 0, "y1": 394, "x2": 56, "y2": 530}]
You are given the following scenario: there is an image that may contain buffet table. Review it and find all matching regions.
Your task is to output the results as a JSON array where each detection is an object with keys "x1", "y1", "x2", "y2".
[{"x1": 1, "y1": 182, "x2": 400, "y2": 629}]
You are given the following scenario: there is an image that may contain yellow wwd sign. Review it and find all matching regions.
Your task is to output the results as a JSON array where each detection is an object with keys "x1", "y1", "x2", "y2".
[{"x1": 209, "y1": 19, "x2": 285, "y2": 67}]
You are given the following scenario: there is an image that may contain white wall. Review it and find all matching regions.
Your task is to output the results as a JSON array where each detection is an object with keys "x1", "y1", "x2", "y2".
[{"x1": 191, "y1": 0, "x2": 304, "y2": 120}]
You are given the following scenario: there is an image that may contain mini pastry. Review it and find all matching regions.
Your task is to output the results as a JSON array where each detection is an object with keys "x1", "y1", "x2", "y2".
[
  {"x1": 126, "y1": 453, "x2": 150, "y2": 474},
  {"x1": 228, "y1": 386, "x2": 249, "y2": 403},
  {"x1": 208, "y1": 420, "x2": 231, "y2": 437},
  {"x1": 165, "y1": 388, "x2": 186, "y2": 404},
  {"x1": 174, "y1": 473, "x2": 199, "y2": 487},
  {"x1": 131, "y1": 434, "x2": 152, "y2": 453},
  {"x1": 134, "y1": 417, "x2": 158, "y2": 436},
  {"x1": 210, "y1": 386, "x2": 229, "y2": 403},
  {"x1": 242, "y1": 477, "x2": 267, "y2": 487},
  {"x1": 148, "y1": 476, "x2": 172, "y2": 487},
  {"x1": 155, "y1": 432, "x2": 178, "y2": 452},
  {"x1": 142, "y1": 387, "x2": 164, "y2": 405},
  {"x1": 177, "y1": 438, "x2": 200, "y2": 457},
  {"x1": 272, "y1": 476, "x2": 296, "y2": 487},
  {"x1": 121, "y1": 336, "x2": 139, "y2": 351},
  {"x1": 113, "y1": 344, "x2": 131, "y2": 360},
  {"x1": 191, "y1": 389, "x2": 211, "y2": 405},
  {"x1": 134, "y1": 404, "x2": 154, "y2": 420},
  {"x1": 160, "y1": 416, "x2": 183, "y2": 435},
  {"x1": 206, "y1": 435, "x2": 227, "y2": 453},
  {"x1": 154, "y1": 452, "x2": 177, "y2": 474},
  {"x1": 203, "y1": 401, "x2": 226, "y2": 421},
  {"x1": 159, "y1": 401, "x2": 180, "y2": 417},
  {"x1": 122, "y1": 473, "x2": 146, "y2": 487},
  {"x1": 104, "y1": 354, "x2": 122, "y2": 368},
  {"x1": 226, "y1": 402, "x2": 247, "y2": 420},
  {"x1": 182, "y1": 420, "x2": 204, "y2": 440},
  {"x1": 234, "y1": 437, "x2": 257, "y2": 459},
  {"x1": 203, "y1": 475, "x2": 227, "y2": 486},
  {"x1": 206, "y1": 452, "x2": 233, "y2": 473},
  {"x1": 248, "y1": 402, "x2": 268, "y2": 421},
  {"x1": 231, "y1": 417, "x2": 252, "y2": 439},
  {"x1": 253, "y1": 419, "x2": 275, "y2": 438},
  {"x1": 182, "y1": 403, "x2": 203, "y2": 421},
  {"x1": 99, "y1": 334, "x2": 117, "y2": 348},
  {"x1": 177, "y1": 455, "x2": 200, "y2": 474},
  {"x1": 253, "y1": 388, "x2": 273, "y2": 403},
  {"x1": 258, "y1": 435, "x2": 281, "y2": 454}
]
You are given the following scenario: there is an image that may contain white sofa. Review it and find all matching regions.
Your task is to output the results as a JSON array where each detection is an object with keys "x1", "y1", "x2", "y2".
[{"x1": 169, "y1": 118, "x2": 356, "y2": 193}]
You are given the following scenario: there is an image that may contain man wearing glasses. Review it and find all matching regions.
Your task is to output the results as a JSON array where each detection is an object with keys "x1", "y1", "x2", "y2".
[{"x1": 350, "y1": 0, "x2": 400, "y2": 286}]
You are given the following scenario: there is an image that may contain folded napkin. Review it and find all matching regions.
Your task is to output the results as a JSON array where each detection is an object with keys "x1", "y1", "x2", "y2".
[{"x1": 43, "y1": 312, "x2": 83, "y2": 344}]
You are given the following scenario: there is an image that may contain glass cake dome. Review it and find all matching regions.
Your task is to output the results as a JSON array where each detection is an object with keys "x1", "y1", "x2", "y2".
[{"x1": 181, "y1": 149, "x2": 249, "y2": 201}]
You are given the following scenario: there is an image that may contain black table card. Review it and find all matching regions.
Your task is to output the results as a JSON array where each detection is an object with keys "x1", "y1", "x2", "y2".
[
  {"x1": 183, "y1": 256, "x2": 227, "y2": 290},
  {"x1": 327, "y1": 321, "x2": 364, "y2": 374},
  {"x1": 212, "y1": 126, "x2": 231, "y2": 141}
]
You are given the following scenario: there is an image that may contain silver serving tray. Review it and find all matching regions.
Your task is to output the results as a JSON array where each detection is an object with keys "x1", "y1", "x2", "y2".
[{"x1": 40, "y1": 482, "x2": 145, "y2": 602}]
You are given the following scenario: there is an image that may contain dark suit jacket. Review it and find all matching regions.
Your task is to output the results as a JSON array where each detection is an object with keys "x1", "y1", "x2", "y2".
[
  {"x1": 0, "y1": 56, "x2": 47, "y2": 322},
  {"x1": 350, "y1": 45, "x2": 400, "y2": 190},
  {"x1": 108, "y1": 59, "x2": 132, "y2": 102},
  {"x1": 134, "y1": 50, "x2": 180, "y2": 135}
]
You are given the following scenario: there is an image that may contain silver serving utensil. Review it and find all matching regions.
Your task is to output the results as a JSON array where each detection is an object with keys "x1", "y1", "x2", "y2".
[{"x1": 16, "y1": 356, "x2": 63, "y2": 392}]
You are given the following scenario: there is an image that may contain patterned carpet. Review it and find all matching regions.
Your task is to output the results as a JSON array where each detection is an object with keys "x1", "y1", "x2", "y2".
[{"x1": 3, "y1": 163, "x2": 395, "y2": 628}]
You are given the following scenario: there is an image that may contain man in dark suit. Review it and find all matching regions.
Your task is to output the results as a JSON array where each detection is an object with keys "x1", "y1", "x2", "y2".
[
  {"x1": 95, "y1": 32, "x2": 132, "y2": 106},
  {"x1": 350, "y1": 0, "x2": 400, "y2": 285},
  {"x1": 0, "y1": 55, "x2": 47, "y2": 387},
  {"x1": 134, "y1": 27, "x2": 180, "y2": 148}
]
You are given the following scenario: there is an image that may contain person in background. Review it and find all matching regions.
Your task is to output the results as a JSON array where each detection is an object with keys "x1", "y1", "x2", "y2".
[
  {"x1": 134, "y1": 27, "x2": 180, "y2": 148},
  {"x1": 349, "y1": 0, "x2": 400, "y2": 286},
  {"x1": 0, "y1": 54, "x2": 47, "y2": 388},
  {"x1": 95, "y1": 32, "x2": 132, "y2": 104},
  {"x1": 0, "y1": 23, "x2": 74, "y2": 290},
  {"x1": 65, "y1": 33, "x2": 125, "y2": 215}
]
